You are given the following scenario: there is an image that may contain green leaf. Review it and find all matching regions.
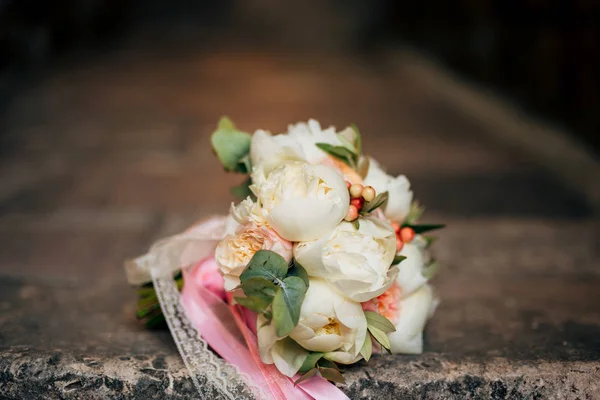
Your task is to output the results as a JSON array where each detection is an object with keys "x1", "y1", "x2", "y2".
[
  {"x1": 403, "y1": 223, "x2": 446, "y2": 234},
  {"x1": 391, "y1": 255, "x2": 406, "y2": 265},
  {"x1": 360, "y1": 333, "x2": 373, "y2": 362},
  {"x1": 422, "y1": 258, "x2": 440, "y2": 279},
  {"x1": 211, "y1": 117, "x2": 252, "y2": 173},
  {"x1": 272, "y1": 276, "x2": 307, "y2": 337},
  {"x1": 337, "y1": 134, "x2": 358, "y2": 154},
  {"x1": 288, "y1": 261, "x2": 309, "y2": 288},
  {"x1": 368, "y1": 325, "x2": 392, "y2": 350},
  {"x1": 365, "y1": 311, "x2": 397, "y2": 333},
  {"x1": 299, "y1": 352, "x2": 324, "y2": 373},
  {"x1": 317, "y1": 358, "x2": 339, "y2": 370},
  {"x1": 424, "y1": 236, "x2": 437, "y2": 249},
  {"x1": 351, "y1": 219, "x2": 360, "y2": 230},
  {"x1": 240, "y1": 277, "x2": 278, "y2": 303},
  {"x1": 218, "y1": 116, "x2": 236, "y2": 130},
  {"x1": 294, "y1": 368, "x2": 318, "y2": 386},
  {"x1": 405, "y1": 201, "x2": 425, "y2": 225},
  {"x1": 234, "y1": 296, "x2": 271, "y2": 313},
  {"x1": 351, "y1": 124, "x2": 362, "y2": 154},
  {"x1": 361, "y1": 191, "x2": 389, "y2": 214},
  {"x1": 231, "y1": 177, "x2": 255, "y2": 200},
  {"x1": 318, "y1": 367, "x2": 345, "y2": 384},
  {"x1": 240, "y1": 250, "x2": 289, "y2": 284},
  {"x1": 315, "y1": 143, "x2": 356, "y2": 167},
  {"x1": 357, "y1": 156, "x2": 370, "y2": 179}
]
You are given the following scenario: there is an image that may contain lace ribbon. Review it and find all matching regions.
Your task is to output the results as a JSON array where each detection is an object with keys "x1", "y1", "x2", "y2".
[
  {"x1": 127, "y1": 216, "x2": 350, "y2": 400},
  {"x1": 127, "y1": 216, "x2": 263, "y2": 399}
]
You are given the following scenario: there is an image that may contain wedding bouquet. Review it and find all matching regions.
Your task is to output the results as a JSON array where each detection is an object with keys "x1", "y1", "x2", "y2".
[{"x1": 126, "y1": 118, "x2": 443, "y2": 400}]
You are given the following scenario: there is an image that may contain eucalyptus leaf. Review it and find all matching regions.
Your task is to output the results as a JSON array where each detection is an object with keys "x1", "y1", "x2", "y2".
[
  {"x1": 211, "y1": 117, "x2": 252, "y2": 172},
  {"x1": 299, "y1": 352, "x2": 324, "y2": 373},
  {"x1": 391, "y1": 255, "x2": 407, "y2": 265},
  {"x1": 288, "y1": 261, "x2": 310, "y2": 287},
  {"x1": 351, "y1": 219, "x2": 360, "y2": 230},
  {"x1": 240, "y1": 277, "x2": 278, "y2": 303},
  {"x1": 234, "y1": 296, "x2": 271, "y2": 313},
  {"x1": 368, "y1": 325, "x2": 392, "y2": 350},
  {"x1": 403, "y1": 223, "x2": 446, "y2": 234},
  {"x1": 318, "y1": 367, "x2": 345, "y2": 384},
  {"x1": 272, "y1": 276, "x2": 307, "y2": 337},
  {"x1": 365, "y1": 311, "x2": 396, "y2": 333},
  {"x1": 294, "y1": 368, "x2": 318, "y2": 386},
  {"x1": 240, "y1": 250, "x2": 289, "y2": 284},
  {"x1": 360, "y1": 333, "x2": 373, "y2": 362}
]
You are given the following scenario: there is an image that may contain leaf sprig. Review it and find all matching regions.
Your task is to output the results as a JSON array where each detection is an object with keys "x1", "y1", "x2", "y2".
[
  {"x1": 236, "y1": 251, "x2": 309, "y2": 337},
  {"x1": 364, "y1": 311, "x2": 396, "y2": 355},
  {"x1": 295, "y1": 354, "x2": 345, "y2": 385}
]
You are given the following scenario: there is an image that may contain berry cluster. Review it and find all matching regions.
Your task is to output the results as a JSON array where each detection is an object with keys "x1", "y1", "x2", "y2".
[
  {"x1": 391, "y1": 222, "x2": 414, "y2": 252},
  {"x1": 344, "y1": 182, "x2": 375, "y2": 221}
]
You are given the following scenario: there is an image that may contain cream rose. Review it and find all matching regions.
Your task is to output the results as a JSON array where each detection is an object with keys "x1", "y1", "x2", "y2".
[
  {"x1": 363, "y1": 157, "x2": 413, "y2": 222},
  {"x1": 215, "y1": 223, "x2": 292, "y2": 291},
  {"x1": 293, "y1": 216, "x2": 398, "y2": 302},
  {"x1": 389, "y1": 284, "x2": 437, "y2": 354},
  {"x1": 252, "y1": 162, "x2": 349, "y2": 242},
  {"x1": 289, "y1": 278, "x2": 367, "y2": 364}
]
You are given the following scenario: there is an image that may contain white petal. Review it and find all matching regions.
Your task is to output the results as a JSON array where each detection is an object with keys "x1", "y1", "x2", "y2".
[
  {"x1": 396, "y1": 241, "x2": 429, "y2": 298},
  {"x1": 389, "y1": 284, "x2": 434, "y2": 354},
  {"x1": 271, "y1": 338, "x2": 309, "y2": 378},
  {"x1": 384, "y1": 175, "x2": 413, "y2": 222},
  {"x1": 269, "y1": 198, "x2": 343, "y2": 242},
  {"x1": 293, "y1": 235, "x2": 329, "y2": 277},
  {"x1": 325, "y1": 351, "x2": 363, "y2": 364},
  {"x1": 257, "y1": 315, "x2": 278, "y2": 364}
]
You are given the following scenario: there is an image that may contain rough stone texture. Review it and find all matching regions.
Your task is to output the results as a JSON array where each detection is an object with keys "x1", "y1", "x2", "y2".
[{"x1": 1, "y1": 42, "x2": 599, "y2": 399}]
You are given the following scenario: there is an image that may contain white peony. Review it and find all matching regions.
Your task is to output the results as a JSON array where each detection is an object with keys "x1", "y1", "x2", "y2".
[
  {"x1": 395, "y1": 235, "x2": 431, "y2": 298},
  {"x1": 250, "y1": 129, "x2": 304, "y2": 174},
  {"x1": 289, "y1": 278, "x2": 367, "y2": 364},
  {"x1": 286, "y1": 119, "x2": 342, "y2": 164},
  {"x1": 252, "y1": 162, "x2": 349, "y2": 242},
  {"x1": 257, "y1": 315, "x2": 309, "y2": 377},
  {"x1": 389, "y1": 284, "x2": 437, "y2": 354},
  {"x1": 215, "y1": 223, "x2": 292, "y2": 291},
  {"x1": 363, "y1": 157, "x2": 413, "y2": 223},
  {"x1": 294, "y1": 216, "x2": 398, "y2": 302}
]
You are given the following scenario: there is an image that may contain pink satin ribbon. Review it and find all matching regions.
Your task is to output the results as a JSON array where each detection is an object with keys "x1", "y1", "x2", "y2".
[{"x1": 181, "y1": 257, "x2": 350, "y2": 400}]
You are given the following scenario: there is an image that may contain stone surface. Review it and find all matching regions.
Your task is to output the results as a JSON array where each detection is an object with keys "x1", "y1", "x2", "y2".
[{"x1": 1, "y1": 43, "x2": 599, "y2": 399}]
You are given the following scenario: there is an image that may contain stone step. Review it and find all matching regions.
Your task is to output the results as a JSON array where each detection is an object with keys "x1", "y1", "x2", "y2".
[{"x1": 1, "y1": 47, "x2": 598, "y2": 399}]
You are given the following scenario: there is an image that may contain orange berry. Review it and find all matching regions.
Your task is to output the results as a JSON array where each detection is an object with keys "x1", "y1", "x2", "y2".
[
  {"x1": 396, "y1": 237, "x2": 404, "y2": 252},
  {"x1": 391, "y1": 222, "x2": 401, "y2": 233},
  {"x1": 400, "y1": 227, "x2": 415, "y2": 243},
  {"x1": 345, "y1": 205, "x2": 359, "y2": 221},
  {"x1": 349, "y1": 183, "x2": 364, "y2": 198},
  {"x1": 361, "y1": 186, "x2": 376, "y2": 202},
  {"x1": 350, "y1": 198, "x2": 364, "y2": 210}
]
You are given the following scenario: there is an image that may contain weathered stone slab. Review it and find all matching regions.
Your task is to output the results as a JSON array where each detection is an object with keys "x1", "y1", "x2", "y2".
[{"x1": 1, "y1": 47, "x2": 598, "y2": 399}]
